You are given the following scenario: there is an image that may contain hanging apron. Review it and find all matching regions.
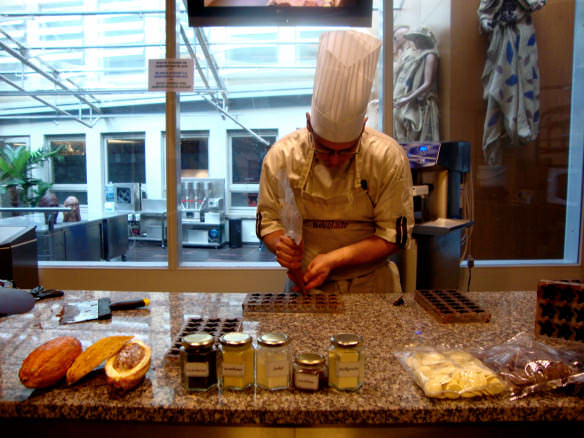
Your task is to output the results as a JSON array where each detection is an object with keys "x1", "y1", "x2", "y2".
[{"x1": 284, "y1": 145, "x2": 402, "y2": 294}]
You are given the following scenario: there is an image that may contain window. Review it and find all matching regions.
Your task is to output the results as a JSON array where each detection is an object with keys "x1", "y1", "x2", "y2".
[
  {"x1": 228, "y1": 130, "x2": 276, "y2": 209},
  {"x1": 104, "y1": 134, "x2": 146, "y2": 184},
  {"x1": 181, "y1": 132, "x2": 209, "y2": 178},
  {"x1": 0, "y1": 136, "x2": 29, "y2": 151},
  {"x1": 0, "y1": 1, "x2": 581, "y2": 292},
  {"x1": 47, "y1": 135, "x2": 87, "y2": 205}
]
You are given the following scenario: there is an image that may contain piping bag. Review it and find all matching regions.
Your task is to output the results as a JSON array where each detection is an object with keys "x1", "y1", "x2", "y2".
[{"x1": 277, "y1": 168, "x2": 306, "y2": 295}]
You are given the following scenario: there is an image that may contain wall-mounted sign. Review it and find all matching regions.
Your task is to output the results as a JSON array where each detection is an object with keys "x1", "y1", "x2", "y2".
[{"x1": 148, "y1": 59, "x2": 194, "y2": 92}]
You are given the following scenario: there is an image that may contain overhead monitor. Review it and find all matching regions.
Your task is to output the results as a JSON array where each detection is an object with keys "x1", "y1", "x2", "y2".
[{"x1": 186, "y1": 1, "x2": 373, "y2": 27}]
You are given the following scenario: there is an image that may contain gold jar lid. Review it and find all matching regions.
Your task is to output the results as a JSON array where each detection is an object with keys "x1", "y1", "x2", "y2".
[
  {"x1": 219, "y1": 332, "x2": 252, "y2": 347},
  {"x1": 295, "y1": 352, "x2": 325, "y2": 367},
  {"x1": 257, "y1": 332, "x2": 290, "y2": 347},
  {"x1": 330, "y1": 333, "x2": 362, "y2": 348},
  {"x1": 182, "y1": 333, "x2": 214, "y2": 349}
]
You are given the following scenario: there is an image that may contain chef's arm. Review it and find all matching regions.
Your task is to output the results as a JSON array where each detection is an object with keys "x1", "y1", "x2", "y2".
[{"x1": 304, "y1": 236, "x2": 399, "y2": 290}]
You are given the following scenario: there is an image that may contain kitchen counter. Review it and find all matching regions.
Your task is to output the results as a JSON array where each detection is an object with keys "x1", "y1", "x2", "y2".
[{"x1": 0, "y1": 290, "x2": 582, "y2": 436}]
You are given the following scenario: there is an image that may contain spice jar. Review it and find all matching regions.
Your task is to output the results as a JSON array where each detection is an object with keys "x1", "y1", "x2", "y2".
[
  {"x1": 180, "y1": 333, "x2": 217, "y2": 392},
  {"x1": 219, "y1": 332, "x2": 254, "y2": 390},
  {"x1": 293, "y1": 352, "x2": 327, "y2": 392},
  {"x1": 328, "y1": 333, "x2": 364, "y2": 391},
  {"x1": 256, "y1": 333, "x2": 291, "y2": 391}
]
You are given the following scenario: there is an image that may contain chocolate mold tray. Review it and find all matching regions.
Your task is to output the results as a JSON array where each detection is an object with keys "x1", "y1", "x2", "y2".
[
  {"x1": 242, "y1": 292, "x2": 344, "y2": 314},
  {"x1": 536, "y1": 280, "x2": 584, "y2": 342},
  {"x1": 415, "y1": 289, "x2": 491, "y2": 323},
  {"x1": 166, "y1": 316, "x2": 242, "y2": 357}
]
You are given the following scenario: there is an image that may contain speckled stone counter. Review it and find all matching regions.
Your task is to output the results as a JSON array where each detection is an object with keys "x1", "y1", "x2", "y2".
[{"x1": 0, "y1": 290, "x2": 582, "y2": 435}]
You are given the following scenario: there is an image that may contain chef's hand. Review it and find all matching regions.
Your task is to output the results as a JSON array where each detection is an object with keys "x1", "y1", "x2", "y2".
[
  {"x1": 274, "y1": 235, "x2": 303, "y2": 271},
  {"x1": 303, "y1": 253, "x2": 333, "y2": 291}
]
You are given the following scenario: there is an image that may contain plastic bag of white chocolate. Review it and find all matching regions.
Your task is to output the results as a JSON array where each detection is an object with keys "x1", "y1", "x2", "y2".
[{"x1": 394, "y1": 348, "x2": 508, "y2": 399}]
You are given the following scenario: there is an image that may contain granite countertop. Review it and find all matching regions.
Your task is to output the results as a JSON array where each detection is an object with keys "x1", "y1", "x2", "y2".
[{"x1": 0, "y1": 290, "x2": 582, "y2": 427}]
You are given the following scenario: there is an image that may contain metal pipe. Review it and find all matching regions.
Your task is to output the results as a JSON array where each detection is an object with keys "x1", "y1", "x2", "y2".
[
  {"x1": 201, "y1": 95, "x2": 270, "y2": 146},
  {"x1": 194, "y1": 28, "x2": 228, "y2": 107},
  {"x1": 0, "y1": 73, "x2": 96, "y2": 128},
  {"x1": 0, "y1": 33, "x2": 103, "y2": 114},
  {"x1": 0, "y1": 10, "x2": 166, "y2": 17},
  {"x1": 0, "y1": 87, "x2": 225, "y2": 96}
]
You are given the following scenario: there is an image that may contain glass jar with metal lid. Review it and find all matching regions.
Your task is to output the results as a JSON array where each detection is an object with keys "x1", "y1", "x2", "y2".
[
  {"x1": 180, "y1": 333, "x2": 217, "y2": 392},
  {"x1": 256, "y1": 332, "x2": 291, "y2": 391},
  {"x1": 328, "y1": 333, "x2": 364, "y2": 391},
  {"x1": 219, "y1": 332, "x2": 254, "y2": 390},
  {"x1": 293, "y1": 352, "x2": 327, "y2": 392}
]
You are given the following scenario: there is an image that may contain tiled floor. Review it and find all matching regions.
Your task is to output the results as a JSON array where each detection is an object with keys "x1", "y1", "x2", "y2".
[{"x1": 124, "y1": 240, "x2": 276, "y2": 263}]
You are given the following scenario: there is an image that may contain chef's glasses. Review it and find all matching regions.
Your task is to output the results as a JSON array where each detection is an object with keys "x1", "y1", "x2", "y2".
[{"x1": 310, "y1": 134, "x2": 360, "y2": 157}]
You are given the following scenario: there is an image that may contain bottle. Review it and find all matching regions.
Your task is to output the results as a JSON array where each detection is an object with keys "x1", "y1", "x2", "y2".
[
  {"x1": 180, "y1": 333, "x2": 217, "y2": 392},
  {"x1": 219, "y1": 332, "x2": 254, "y2": 390},
  {"x1": 255, "y1": 333, "x2": 291, "y2": 391},
  {"x1": 293, "y1": 352, "x2": 327, "y2": 392},
  {"x1": 328, "y1": 333, "x2": 364, "y2": 391},
  {"x1": 104, "y1": 183, "x2": 115, "y2": 212}
]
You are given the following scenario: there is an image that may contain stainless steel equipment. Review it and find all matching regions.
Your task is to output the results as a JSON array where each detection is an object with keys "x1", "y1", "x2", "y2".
[
  {"x1": 402, "y1": 141, "x2": 473, "y2": 291},
  {"x1": 112, "y1": 183, "x2": 141, "y2": 212},
  {"x1": 180, "y1": 178, "x2": 227, "y2": 247}
]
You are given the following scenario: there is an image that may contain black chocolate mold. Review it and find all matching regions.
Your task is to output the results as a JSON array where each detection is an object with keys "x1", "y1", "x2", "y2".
[
  {"x1": 414, "y1": 289, "x2": 491, "y2": 323},
  {"x1": 242, "y1": 292, "x2": 344, "y2": 314},
  {"x1": 166, "y1": 316, "x2": 242, "y2": 357},
  {"x1": 535, "y1": 280, "x2": 584, "y2": 343}
]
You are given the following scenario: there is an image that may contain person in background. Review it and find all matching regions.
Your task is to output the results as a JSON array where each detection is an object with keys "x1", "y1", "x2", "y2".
[
  {"x1": 63, "y1": 196, "x2": 81, "y2": 222},
  {"x1": 393, "y1": 26, "x2": 440, "y2": 143},
  {"x1": 38, "y1": 190, "x2": 59, "y2": 226},
  {"x1": 256, "y1": 30, "x2": 414, "y2": 294}
]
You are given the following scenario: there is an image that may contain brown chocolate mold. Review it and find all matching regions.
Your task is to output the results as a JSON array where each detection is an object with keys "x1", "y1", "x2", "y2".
[
  {"x1": 414, "y1": 289, "x2": 491, "y2": 323},
  {"x1": 242, "y1": 292, "x2": 344, "y2": 314},
  {"x1": 166, "y1": 316, "x2": 243, "y2": 357},
  {"x1": 536, "y1": 280, "x2": 584, "y2": 342}
]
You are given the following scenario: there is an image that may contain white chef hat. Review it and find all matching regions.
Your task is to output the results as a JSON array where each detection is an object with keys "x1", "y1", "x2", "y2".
[{"x1": 310, "y1": 30, "x2": 382, "y2": 143}]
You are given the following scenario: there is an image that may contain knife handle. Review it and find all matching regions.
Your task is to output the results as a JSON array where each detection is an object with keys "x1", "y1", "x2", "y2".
[
  {"x1": 110, "y1": 298, "x2": 150, "y2": 311},
  {"x1": 35, "y1": 289, "x2": 64, "y2": 301}
]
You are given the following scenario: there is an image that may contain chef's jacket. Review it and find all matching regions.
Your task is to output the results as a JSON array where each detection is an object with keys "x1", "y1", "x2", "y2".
[{"x1": 256, "y1": 127, "x2": 414, "y2": 293}]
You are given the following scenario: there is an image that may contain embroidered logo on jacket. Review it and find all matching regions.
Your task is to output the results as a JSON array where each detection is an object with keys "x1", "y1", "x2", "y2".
[{"x1": 310, "y1": 220, "x2": 348, "y2": 229}]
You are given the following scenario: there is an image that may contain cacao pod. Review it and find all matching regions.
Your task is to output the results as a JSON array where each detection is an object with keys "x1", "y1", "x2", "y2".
[
  {"x1": 66, "y1": 335, "x2": 133, "y2": 385},
  {"x1": 105, "y1": 338, "x2": 151, "y2": 391},
  {"x1": 19, "y1": 336, "x2": 82, "y2": 388}
]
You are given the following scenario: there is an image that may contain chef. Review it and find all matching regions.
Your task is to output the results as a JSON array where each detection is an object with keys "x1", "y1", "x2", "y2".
[{"x1": 256, "y1": 30, "x2": 414, "y2": 293}]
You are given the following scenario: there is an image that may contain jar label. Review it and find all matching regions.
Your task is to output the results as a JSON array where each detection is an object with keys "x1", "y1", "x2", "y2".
[
  {"x1": 336, "y1": 361, "x2": 360, "y2": 377},
  {"x1": 295, "y1": 372, "x2": 318, "y2": 390},
  {"x1": 266, "y1": 360, "x2": 289, "y2": 377},
  {"x1": 223, "y1": 362, "x2": 245, "y2": 377},
  {"x1": 184, "y1": 361, "x2": 209, "y2": 377}
]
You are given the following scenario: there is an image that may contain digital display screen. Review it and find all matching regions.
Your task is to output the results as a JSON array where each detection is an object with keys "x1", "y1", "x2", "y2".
[{"x1": 187, "y1": 0, "x2": 372, "y2": 27}]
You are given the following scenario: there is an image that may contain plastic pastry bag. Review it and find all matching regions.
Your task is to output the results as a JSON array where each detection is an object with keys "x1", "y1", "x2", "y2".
[
  {"x1": 394, "y1": 347, "x2": 508, "y2": 399},
  {"x1": 473, "y1": 332, "x2": 584, "y2": 399},
  {"x1": 277, "y1": 168, "x2": 305, "y2": 294}
]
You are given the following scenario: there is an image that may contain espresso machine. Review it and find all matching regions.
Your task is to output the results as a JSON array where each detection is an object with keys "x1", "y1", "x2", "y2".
[
  {"x1": 401, "y1": 141, "x2": 473, "y2": 292},
  {"x1": 180, "y1": 178, "x2": 226, "y2": 247}
]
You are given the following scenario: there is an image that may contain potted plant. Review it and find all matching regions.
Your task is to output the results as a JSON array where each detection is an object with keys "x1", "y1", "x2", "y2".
[{"x1": 0, "y1": 144, "x2": 62, "y2": 209}]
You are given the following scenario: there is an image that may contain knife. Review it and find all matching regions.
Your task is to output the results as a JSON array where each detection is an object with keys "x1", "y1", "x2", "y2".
[{"x1": 59, "y1": 297, "x2": 150, "y2": 324}]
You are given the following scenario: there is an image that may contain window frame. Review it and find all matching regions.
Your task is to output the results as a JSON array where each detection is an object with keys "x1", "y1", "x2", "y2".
[
  {"x1": 103, "y1": 132, "x2": 146, "y2": 185},
  {"x1": 227, "y1": 129, "x2": 276, "y2": 216},
  {"x1": 45, "y1": 134, "x2": 88, "y2": 206}
]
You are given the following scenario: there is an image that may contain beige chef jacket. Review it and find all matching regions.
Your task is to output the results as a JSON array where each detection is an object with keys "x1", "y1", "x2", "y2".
[{"x1": 256, "y1": 127, "x2": 414, "y2": 293}]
